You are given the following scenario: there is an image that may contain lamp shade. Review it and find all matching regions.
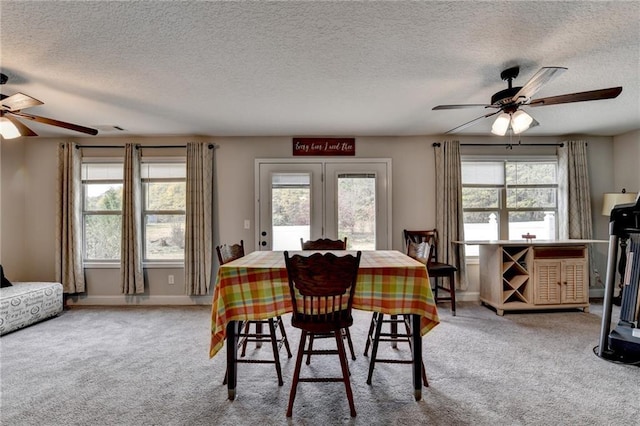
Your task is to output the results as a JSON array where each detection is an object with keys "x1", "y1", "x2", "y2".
[
  {"x1": 491, "y1": 113, "x2": 510, "y2": 136},
  {"x1": 602, "y1": 191, "x2": 638, "y2": 216},
  {"x1": 0, "y1": 116, "x2": 21, "y2": 139},
  {"x1": 510, "y1": 110, "x2": 534, "y2": 134}
]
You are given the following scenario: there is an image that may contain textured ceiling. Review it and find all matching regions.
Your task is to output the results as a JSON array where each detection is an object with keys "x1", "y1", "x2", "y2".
[{"x1": 1, "y1": 1, "x2": 638, "y2": 138}]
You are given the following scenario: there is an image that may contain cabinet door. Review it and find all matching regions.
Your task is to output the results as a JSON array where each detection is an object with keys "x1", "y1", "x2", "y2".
[
  {"x1": 561, "y1": 260, "x2": 588, "y2": 303},
  {"x1": 533, "y1": 260, "x2": 561, "y2": 304}
]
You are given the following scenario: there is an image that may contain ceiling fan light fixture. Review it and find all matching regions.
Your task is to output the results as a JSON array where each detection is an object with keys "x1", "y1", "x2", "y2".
[
  {"x1": 0, "y1": 116, "x2": 21, "y2": 139},
  {"x1": 491, "y1": 113, "x2": 510, "y2": 136},
  {"x1": 511, "y1": 110, "x2": 534, "y2": 134}
]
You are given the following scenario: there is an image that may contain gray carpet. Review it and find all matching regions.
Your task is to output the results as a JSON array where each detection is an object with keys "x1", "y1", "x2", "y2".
[{"x1": 0, "y1": 302, "x2": 638, "y2": 425}]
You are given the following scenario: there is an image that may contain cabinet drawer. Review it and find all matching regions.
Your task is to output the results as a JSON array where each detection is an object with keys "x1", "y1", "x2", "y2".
[{"x1": 533, "y1": 246, "x2": 585, "y2": 259}]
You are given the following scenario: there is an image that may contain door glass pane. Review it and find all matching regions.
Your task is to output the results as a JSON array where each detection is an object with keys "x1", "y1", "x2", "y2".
[
  {"x1": 337, "y1": 173, "x2": 376, "y2": 250},
  {"x1": 272, "y1": 173, "x2": 310, "y2": 250}
]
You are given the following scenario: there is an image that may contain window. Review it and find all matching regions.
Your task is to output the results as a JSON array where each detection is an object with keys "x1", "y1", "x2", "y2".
[
  {"x1": 461, "y1": 157, "x2": 558, "y2": 256},
  {"x1": 82, "y1": 159, "x2": 186, "y2": 264},
  {"x1": 141, "y1": 161, "x2": 186, "y2": 261},
  {"x1": 82, "y1": 162, "x2": 123, "y2": 261}
]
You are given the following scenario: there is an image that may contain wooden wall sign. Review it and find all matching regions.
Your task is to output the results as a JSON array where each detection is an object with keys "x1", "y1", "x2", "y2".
[{"x1": 292, "y1": 138, "x2": 355, "y2": 156}]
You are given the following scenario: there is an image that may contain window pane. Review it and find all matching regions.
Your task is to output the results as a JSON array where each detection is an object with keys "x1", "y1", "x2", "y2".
[
  {"x1": 463, "y1": 211, "x2": 499, "y2": 256},
  {"x1": 506, "y1": 162, "x2": 556, "y2": 185},
  {"x1": 506, "y1": 188, "x2": 556, "y2": 208},
  {"x1": 82, "y1": 163, "x2": 123, "y2": 180},
  {"x1": 463, "y1": 211, "x2": 499, "y2": 240},
  {"x1": 84, "y1": 184, "x2": 123, "y2": 210},
  {"x1": 461, "y1": 162, "x2": 504, "y2": 184},
  {"x1": 84, "y1": 215, "x2": 121, "y2": 260},
  {"x1": 271, "y1": 173, "x2": 311, "y2": 250},
  {"x1": 145, "y1": 214, "x2": 185, "y2": 260},
  {"x1": 462, "y1": 187, "x2": 500, "y2": 208},
  {"x1": 141, "y1": 163, "x2": 186, "y2": 179},
  {"x1": 338, "y1": 174, "x2": 376, "y2": 250},
  {"x1": 145, "y1": 182, "x2": 186, "y2": 210},
  {"x1": 508, "y1": 211, "x2": 556, "y2": 240}
]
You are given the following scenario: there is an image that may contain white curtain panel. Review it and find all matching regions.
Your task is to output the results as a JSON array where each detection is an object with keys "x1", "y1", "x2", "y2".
[
  {"x1": 557, "y1": 141, "x2": 593, "y2": 240},
  {"x1": 184, "y1": 142, "x2": 213, "y2": 296},
  {"x1": 121, "y1": 144, "x2": 144, "y2": 294},
  {"x1": 56, "y1": 142, "x2": 85, "y2": 293},
  {"x1": 434, "y1": 140, "x2": 466, "y2": 289}
]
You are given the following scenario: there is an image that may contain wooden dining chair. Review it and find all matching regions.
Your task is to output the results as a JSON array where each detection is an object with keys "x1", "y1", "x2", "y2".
[
  {"x1": 300, "y1": 237, "x2": 348, "y2": 250},
  {"x1": 284, "y1": 250, "x2": 361, "y2": 418},
  {"x1": 216, "y1": 240, "x2": 292, "y2": 386},
  {"x1": 404, "y1": 229, "x2": 457, "y2": 316},
  {"x1": 299, "y1": 237, "x2": 356, "y2": 362}
]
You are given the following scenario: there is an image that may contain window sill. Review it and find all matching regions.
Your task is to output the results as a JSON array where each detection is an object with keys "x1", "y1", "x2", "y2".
[
  {"x1": 143, "y1": 262, "x2": 184, "y2": 269},
  {"x1": 83, "y1": 262, "x2": 184, "y2": 269}
]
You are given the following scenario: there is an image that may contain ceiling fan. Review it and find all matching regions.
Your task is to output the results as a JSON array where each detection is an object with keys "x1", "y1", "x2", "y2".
[
  {"x1": 433, "y1": 66, "x2": 623, "y2": 135},
  {"x1": 0, "y1": 72, "x2": 98, "y2": 139}
]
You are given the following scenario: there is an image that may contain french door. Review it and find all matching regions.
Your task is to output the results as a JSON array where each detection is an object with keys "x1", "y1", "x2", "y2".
[{"x1": 256, "y1": 159, "x2": 391, "y2": 251}]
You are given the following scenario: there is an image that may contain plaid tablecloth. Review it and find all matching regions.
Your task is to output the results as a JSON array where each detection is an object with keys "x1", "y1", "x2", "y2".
[{"x1": 209, "y1": 250, "x2": 440, "y2": 358}]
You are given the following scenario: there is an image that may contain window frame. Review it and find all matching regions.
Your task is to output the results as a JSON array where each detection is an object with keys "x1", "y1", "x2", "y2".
[
  {"x1": 141, "y1": 157, "x2": 187, "y2": 265},
  {"x1": 461, "y1": 155, "x2": 559, "y2": 255},
  {"x1": 81, "y1": 158, "x2": 124, "y2": 266}
]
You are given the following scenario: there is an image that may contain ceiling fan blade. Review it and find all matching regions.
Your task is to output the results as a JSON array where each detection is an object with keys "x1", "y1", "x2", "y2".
[
  {"x1": 445, "y1": 110, "x2": 501, "y2": 134},
  {"x1": 511, "y1": 67, "x2": 567, "y2": 103},
  {"x1": 0, "y1": 92, "x2": 44, "y2": 112},
  {"x1": 11, "y1": 111, "x2": 98, "y2": 135},
  {"x1": 2, "y1": 112, "x2": 38, "y2": 136},
  {"x1": 528, "y1": 87, "x2": 622, "y2": 107},
  {"x1": 433, "y1": 104, "x2": 495, "y2": 110}
]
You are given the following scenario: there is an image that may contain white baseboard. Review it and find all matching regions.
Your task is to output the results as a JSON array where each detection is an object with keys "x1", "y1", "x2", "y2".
[
  {"x1": 65, "y1": 295, "x2": 212, "y2": 306},
  {"x1": 65, "y1": 288, "x2": 603, "y2": 308}
]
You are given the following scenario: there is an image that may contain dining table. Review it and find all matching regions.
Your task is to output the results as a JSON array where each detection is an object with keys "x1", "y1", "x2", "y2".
[{"x1": 209, "y1": 249, "x2": 440, "y2": 401}]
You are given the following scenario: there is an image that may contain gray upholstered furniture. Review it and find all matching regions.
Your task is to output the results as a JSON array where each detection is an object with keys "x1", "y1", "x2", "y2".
[{"x1": 0, "y1": 282, "x2": 63, "y2": 335}]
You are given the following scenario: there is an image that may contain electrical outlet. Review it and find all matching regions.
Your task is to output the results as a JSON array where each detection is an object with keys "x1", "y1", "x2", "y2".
[
  {"x1": 168, "y1": 275, "x2": 175, "y2": 285},
  {"x1": 244, "y1": 219, "x2": 250, "y2": 229}
]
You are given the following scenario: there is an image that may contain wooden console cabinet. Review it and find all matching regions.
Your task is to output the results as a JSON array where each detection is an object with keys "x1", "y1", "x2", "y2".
[{"x1": 473, "y1": 240, "x2": 603, "y2": 316}]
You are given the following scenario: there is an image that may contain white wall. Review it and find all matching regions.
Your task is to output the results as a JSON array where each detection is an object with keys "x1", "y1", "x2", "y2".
[
  {"x1": 612, "y1": 129, "x2": 640, "y2": 193},
  {"x1": 1, "y1": 133, "x2": 625, "y2": 303}
]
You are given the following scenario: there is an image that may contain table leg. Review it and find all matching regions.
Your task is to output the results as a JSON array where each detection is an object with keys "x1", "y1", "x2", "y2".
[
  {"x1": 411, "y1": 314, "x2": 422, "y2": 401},
  {"x1": 226, "y1": 320, "x2": 240, "y2": 400}
]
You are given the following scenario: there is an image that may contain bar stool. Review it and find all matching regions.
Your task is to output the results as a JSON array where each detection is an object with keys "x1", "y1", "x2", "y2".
[
  {"x1": 363, "y1": 312, "x2": 428, "y2": 386},
  {"x1": 217, "y1": 240, "x2": 292, "y2": 386}
]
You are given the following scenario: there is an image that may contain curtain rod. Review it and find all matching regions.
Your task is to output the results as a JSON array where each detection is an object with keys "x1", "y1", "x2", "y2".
[
  {"x1": 74, "y1": 144, "x2": 216, "y2": 149},
  {"x1": 432, "y1": 142, "x2": 564, "y2": 148}
]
